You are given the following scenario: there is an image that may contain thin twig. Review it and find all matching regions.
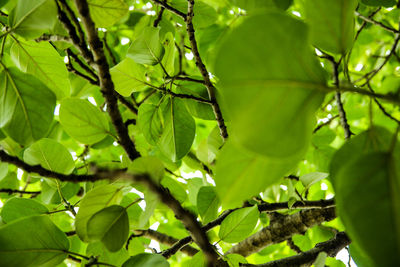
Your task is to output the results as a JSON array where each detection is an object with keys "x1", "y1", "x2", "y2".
[
  {"x1": 56, "y1": 0, "x2": 95, "y2": 66},
  {"x1": 134, "y1": 229, "x2": 199, "y2": 256},
  {"x1": 355, "y1": 11, "x2": 399, "y2": 34},
  {"x1": 151, "y1": 0, "x2": 187, "y2": 20},
  {"x1": 35, "y1": 34, "x2": 73, "y2": 43},
  {"x1": 186, "y1": 0, "x2": 228, "y2": 141},
  {"x1": 0, "y1": 188, "x2": 41, "y2": 195}
]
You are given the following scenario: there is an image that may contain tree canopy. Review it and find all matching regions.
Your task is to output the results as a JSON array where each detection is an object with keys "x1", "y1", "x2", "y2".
[{"x1": 0, "y1": 0, "x2": 399, "y2": 266}]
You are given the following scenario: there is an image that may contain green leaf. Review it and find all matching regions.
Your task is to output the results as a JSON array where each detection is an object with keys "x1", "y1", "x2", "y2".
[
  {"x1": 300, "y1": 172, "x2": 329, "y2": 191},
  {"x1": 333, "y1": 152, "x2": 400, "y2": 266},
  {"x1": 360, "y1": 0, "x2": 396, "y2": 7},
  {"x1": 273, "y1": 0, "x2": 293, "y2": 10},
  {"x1": 161, "y1": 32, "x2": 176, "y2": 75},
  {"x1": 75, "y1": 185, "x2": 123, "y2": 242},
  {"x1": 11, "y1": 40, "x2": 70, "y2": 99},
  {"x1": 0, "y1": 67, "x2": 56, "y2": 145},
  {"x1": 0, "y1": 162, "x2": 8, "y2": 180},
  {"x1": 225, "y1": 254, "x2": 248, "y2": 267},
  {"x1": 88, "y1": 0, "x2": 129, "y2": 27},
  {"x1": 330, "y1": 126, "x2": 392, "y2": 187},
  {"x1": 110, "y1": 58, "x2": 148, "y2": 96},
  {"x1": 197, "y1": 186, "x2": 220, "y2": 224},
  {"x1": 161, "y1": 176, "x2": 187, "y2": 203},
  {"x1": 214, "y1": 12, "x2": 326, "y2": 159},
  {"x1": 128, "y1": 156, "x2": 165, "y2": 182},
  {"x1": 127, "y1": 27, "x2": 165, "y2": 65},
  {"x1": 86, "y1": 242, "x2": 130, "y2": 266},
  {"x1": 175, "y1": 81, "x2": 215, "y2": 120},
  {"x1": 314, "y1": 252, "x2": 328, "y2": 267},
  {"x1": 1, "y1": 198, "x2": 48, "y2": 223},
  {"x1": 0, "y1": 215, "x2": 69, "y2": 266},
  {"x1": 59, "y1": 98, "x2": 110, "y2": 145},
  {"x1": 0, "y1": 173, "x2": 19, "y2": 199},
  {"x1": 158, "y1": 97, "x2": 196, "y2": 161},
  {"x1": 138, "y1": 103, "x2": 163, "y2": 146},
  {"x1": 219, "y1": 206, "x2": 259, "y2": 243},
  {"x1": 87, "y1": 205, "x2": 129, "y2": 252},
  {"x1": 9, "y1": 0, "x2": 57, "y2": 39},
  {"x1": 170, "y1": 0, "x2": 217, "y2": 28},
  {"x1": 24, "y1": 138, "x2": 75, "y2": 175},
  {"x1": 122, "y1": 253, "x2": 170, "y2": 267},
  {"x1": 303, "y1": 0, "x2": 358, "y2": 54},
  {"x1": 215, "y1": 141, "x2": 297, "y2": 208}
]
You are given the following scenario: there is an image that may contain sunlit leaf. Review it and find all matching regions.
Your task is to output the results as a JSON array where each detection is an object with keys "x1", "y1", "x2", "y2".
[
  {"x1": 1, "y1": 198, "x2": 48, "y2": 223},
  {"x1": 24, "y1": 138, "x2": 75, "y2": 175},
  {"x1": 219, "y1": 206, "x2": 259, "y2": 243},
  {"x1": 87, "y1": 205, "x2": 129, "y2": 252},
  {"x1": 59, "y1": 98, "x2": 110, "y2": 145},
  {"x1": 215, "y1": 12, "x2": 326, "y2": 159},
  {"x1": 0, "y1": 67, "x2": 56, "y2": 145},
  {"x1": 0, "y1": 215, "x2": 69, "y2": 266},
  {"x1": 76, "y1": 185, "x2": 123, "y2": 242}
]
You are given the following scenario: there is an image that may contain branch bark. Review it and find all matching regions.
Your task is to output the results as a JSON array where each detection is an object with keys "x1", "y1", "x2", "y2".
[
  {"x1": 73, "y1": 0, "x2": 140, "y2": 161},
  {"x1": 242, "y1": 232, "x2": 350, "y2": 267},
  {"x1": 227, "y1": 207, "x2": 336, "y2": 257},
  {"x1": 133, "y1": 229, "x2": 199, "y2": 256},
  {"x1": 186, "y1": 0, "x2": 228, "y2": 141}
]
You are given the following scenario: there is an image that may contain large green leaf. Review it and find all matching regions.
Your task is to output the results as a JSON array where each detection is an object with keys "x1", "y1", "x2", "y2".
[
  {"x1": 127, "y1": 27, "x2": 165, "y2": 65},
  {"x1": 302, "y1": 0, "x2": 358, "y2": 54},
  {"x1": 0, "y1": 67, "x2": 56, "y2": 145},
  {"x1": 330, "y1": 126, "x2": 392, "y2": 187},
  {"x1": 360, "y1": 0, "x2": 396, "y2": 7},
  {"x1": 87, "y1": 205, "x2": 129, "y2": 252},
  {"x1": 122, "y1": 253, "x2": 170, "y2": 267},
  {"x1": 110, "y1": 58, "x2": 148, "y2": 96},
  {"x1": 11, "y1": 40, "x2": 70, "y2": 99},
  {"x1": 75, "y1": 185, "x2": 123, "y2": 242},
  {"x1": 197, "y1": 186, "x2": 220, "y2": 224},
  {"x1": 1, "y1": 198, "x2": 48, "y2": 223},
  {"x1": 214, "y1": 12, "x2": 326, "y2": 159},
  {"x1": 8, "y1": 0, "x2": 57, "y2": 39},
  {"x1": 218, "y1": 206, "x2": 259, "y2": 243},
  {"x1": 59, "y1": 98, "x2": 110, "y2": 145},
  {"x1": 88, "y1": 0, "x2": 129, "y2": 28},
  {"x1": 138, "y1": 103, "x2": 163, "y2": 146},
  {"x1": 0, "y1": 215, "x2": 69, "y2": 266},
  {"x1": 24, "y1": 138, "x2": 75, "y2": 175},
  {"x1": 170, "y1": 0, "x2": 217, "y2": 28},
  {"x1": 215, "y1": 141, "x2": 298, "y2": 208},
  {"x1": 333, "y1": 152, "x2": 400, "y2": 266},
  {"x1": 158, "y1": 97, "x2": 196, "y2": 161}
]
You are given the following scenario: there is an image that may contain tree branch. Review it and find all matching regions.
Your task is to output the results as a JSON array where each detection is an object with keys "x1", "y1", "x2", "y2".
[
  {"x1": 227, "y1": 207, "x2": 336, "y2": 257},
  {"x1": 133, "y1": 229, "x2": 199, "y2": 256},
  {"x1": 35, "y1": 34, "x2": 73, "y2": 43},
  {"x1": 56, "y1": 0, "x2": 95, "y2": 66},
  {"x1": 0, "y1": 188, "x2": 41, "y2": 196},
  {"x1": 151, "y1": 0, "x2": 187, "y2": 20},
  {"x1": 73, "y1": 0, "x2": 141, "y2": 161},
  {"x1": 186, "y1": 0, "x2": 228, "y2": 141},
  {"x1": 0, "y1": 150, "x2": 99, "y2": 182},
  {"x1": 162, "y1": 199, "x2": 335, "y2": 258},
  {"x1": 93, "y1": 168, "x2": 223, "y2": 265},
  {"x1": 242, "y1": 232, "x2": 350, "y2": 267},
  {"x1": 355, "y1": 11, "x2": 399, "y2": 34}
]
